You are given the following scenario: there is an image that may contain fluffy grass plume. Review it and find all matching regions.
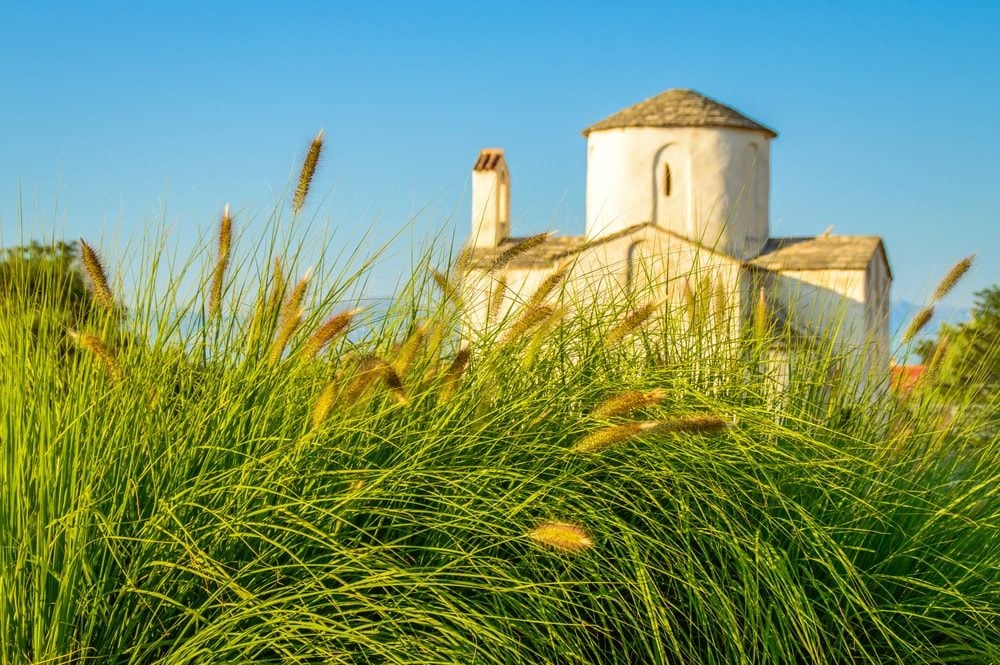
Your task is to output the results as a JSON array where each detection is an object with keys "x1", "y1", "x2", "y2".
[
  {"x1": 903, "y1": 306, "x2": 934, "y2": 344},
  {"x1": 573, "y1": 421, "x2": 663, "y2": 453},
  {"x1": 246, "y1": 257, "x2": 287, "y2": 354},
  {"x1": 525, "y1": 260, "x2": 570, "y2": 309},
  {"x1": 658, "y1": 413, "x2": 729, "y2": 434},
  {"x1": 302, "y1": 308, "x2": 358, "y2": 360},
  {"x1": 267, "y1": 269, "x2": 311, "y2": 364},
  {"x1": 592, "y1": 388, "x2": 667, "y2": 419},
  {"x1": 713, "y1": 276, "x2": 728, "y2": 323},
  {"x1": 607, "y1": 300, "x2": 660, "y2": 346},
  {"x1": 292, "y1": 129, "x2": 323, "y2": 214},
  {"x1": 391, "y1": 322, "x2": 428, "y2": 376},
  {"x1": 754, "y1": 287, "x2": 770, "y2": 340},
  {"x1": 525, "y1": 520, "x2": 593, "y2": 554},
  {"x1": 67, "y1": 330, "x2": 122, "y2": 382},
  {"x1": 487, "y1": 275, "x2": 507, "y2": 325},
  {"x1": 207, "y1": 204, "x2": 233, "y2": 319},
  {"x1": 574, "y1": 415, "x2": 728, "y2": 453},
  {"x1": 931, "y1": 254, "x2": 975, "y2": 303},
  {"x1": 500, "y1": 304, "x2": 556, "y2": 346},
  {"x1": 267, "y1": 307, "x2": 304, "y2": 365},
  {"x1": 439, "y1": 344, "x2": 471, "y2": 402},
  {"x1": 430, "y1": 268, "x2": 462, "y2": 306},
  {"x1": 311, "y1": 381, "x2": 337, "y2": 429},
  {"x1": 488, "y1": 232, "x2": 551, "y2": 273},
  {"x1": 78, "y1": 238, "x2": 114, "y2": 310}
]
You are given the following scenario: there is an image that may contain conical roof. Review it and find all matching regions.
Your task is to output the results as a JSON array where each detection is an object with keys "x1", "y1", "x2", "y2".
[{"x1": 582, "y1": 88, "x2": 777, "y2": 138}]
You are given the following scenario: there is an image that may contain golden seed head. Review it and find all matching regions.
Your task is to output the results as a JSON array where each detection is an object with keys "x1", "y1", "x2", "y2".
[
  {"x1": 931, "y1": 254, "x2": 975, "y2": 303},
  {"x1": 342, "y1": 355, "x2": 387, "y2": 407},
  {"x1": 267, "y1": 307, "x2": 305, "y2": 365},
  {"x1": 500, "y1": 304, "x2": 556, "y2": 346},
  {"x1": 78, "y1": 239, "x2": 115, "y2": 310},
  {"x1": 902, "y1": 306, "x2": 934, "y2": 344},
  {"x1": 69, "y1": 329, "x2": 123, "y2": 382},
  {"x1": 430, "y1": 269, "x2": 463, "y2": 306},
  {"x1": 592, "y1": 388, "x2": 668, "y2": 419},
  {"x1": 488, "y1": 232, "x2": 552, "y2": 273},
  {"x1": 526, "y1": 520, "x2": 593, "y2": 554},
  {"x1": 311, "y1": 381, "x2": 337, "y2": 429},
  {"x1": 607, "y1": 300, "x2": 660, "y2": 346},
  {"x1": 302, "y1": 308, "x2": 360, "y2": 360},
  {"x1": 658, "y1": 413, "x2": 730, "y2": 434},
  {"x1": 374, "y1": 358, "x2": 408, "y2": 404},
  {"x1": 487, "y1": 275, "x2": 508, "y2": 325},
  {"x1": 391, "y1": 321, "x2": 429, "y2": 376},
  {"x1": 525, "y1": 260, "x2": 571, "y2": 309},
  {"x1": 208, "y1": 204, "x2": 234, "y2": 319},
  {"x1": 573, "y1": 421, "x2": 658, "y2": 453},
  {"x1": 439, "y1": 344, "x2": 471, "y2": 403},
  {"x1": 293, "y1": 129, "x2": 324, "y2": 214},
  {"x1": 753, "y1": 287, "x2": 770, "y2": 339}
]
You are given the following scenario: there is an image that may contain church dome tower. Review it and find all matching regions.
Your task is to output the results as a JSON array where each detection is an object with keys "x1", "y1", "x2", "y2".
[{"x1": 583, "y1": 89, "x2": 776, "y2": 260}]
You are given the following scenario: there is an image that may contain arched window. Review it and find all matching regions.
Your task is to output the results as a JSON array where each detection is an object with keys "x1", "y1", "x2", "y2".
[
  {"x1": 626, "y1": 240, "x2": 649, "y2": 292},
  {"x1": 663, "y1": 163, "x2": 672, "y2": 197}
]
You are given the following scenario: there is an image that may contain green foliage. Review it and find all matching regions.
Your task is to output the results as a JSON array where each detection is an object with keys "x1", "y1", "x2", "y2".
[
  {"x1": 0, "y1": 228, "x2": 997, "y2": 664},
  {"x1": 0, "y1": 239, "x2": 98, "y2": 333},
  {"x1": 916, "y1": 285, "x2": 1000, "y2": 440}
]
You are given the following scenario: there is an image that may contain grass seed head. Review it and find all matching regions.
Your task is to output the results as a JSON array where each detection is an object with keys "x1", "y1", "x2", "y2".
[
  {"x1": 293, "y1": 129, "x2": 324, "y2": 214},
  {"x1": 302, "y1": 308, "x2": 359, "y2": 360},
  {"x1": 592, "y1": 388, "x2": 668, "y2": 419},
  {"x1": 487, "y1": 274, "x2": 507, "y2": 325},
  {"x1": 311, "y1": 381, "x2": 337, "y2": 429},
  {"x1": 208, "y1": 204, "x2": 233, "y2": 318},
  {"x1": 78, "y1": 239, "x2": 115, "y2": 310},
  {"x1": 903, "y1": 306, "x2": 934, "y2": 344},
  {"x1": 268, "y1": 307, "x2": 304, "y2": 365},
  {"x1": 68, "y1": 330, "x2": 123, "y2": 382},
  {"x1": 753, "y1": 287, "x2": 770, "y2": 340},
  {"x1": 439, "y1": 344, "x2": 471, "y2": 402},
  {"x1": 376, "y1": 358, "x2": 408, "y2": 404},
  {"x1": 573, "y1": 421, "x2": 660, "y2": 453},
  {"x1": 526, "y1": 520, "x2": 593, "y2": 554},
  {"x1": 931, "y1": 254, "x2": 975, "y2": 303},
  {"x1": 607, "y1": 300, "x2": 661, "y2": 346},
  {"x1": 488, "y1": 232, "x2": 552, "y2": 273},
  {"x1": 525, "y1": 260, "x2": 571, "y2": 309},
  {"x1": 391, "y1": 322, "x2": 428, "y2": 376},
  {"x1": 431, "y1": 269, "x2": 463, "y2": 307},
  {"x1": 659, "y1": 413, "x2": 730, "y2": 434},
  {"x1": 500, "y1": 304, "x2": 557, "y2": 346}
]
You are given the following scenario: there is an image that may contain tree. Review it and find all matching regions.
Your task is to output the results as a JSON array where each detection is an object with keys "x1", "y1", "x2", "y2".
[
  {"x1": 917, "y1": 285, "x2": 1000, "y2": 440},
  {"x1": 0, "y1": 240, "x2": 98, "y2": 333}
]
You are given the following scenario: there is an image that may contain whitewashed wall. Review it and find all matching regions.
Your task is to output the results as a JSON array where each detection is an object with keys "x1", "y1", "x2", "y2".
[{"x1": 585, "y1": 126, "x2": 771, "y2": 259}]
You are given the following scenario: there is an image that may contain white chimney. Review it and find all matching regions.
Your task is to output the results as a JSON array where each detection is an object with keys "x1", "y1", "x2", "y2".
[{"x1": 471, "y1": 148, "x2": 510, "y2": 248}]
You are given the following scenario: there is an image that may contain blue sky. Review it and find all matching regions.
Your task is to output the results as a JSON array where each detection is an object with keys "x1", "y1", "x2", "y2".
[{"x1": 2, "y1": 1, "x2": 998, "y2": 309}]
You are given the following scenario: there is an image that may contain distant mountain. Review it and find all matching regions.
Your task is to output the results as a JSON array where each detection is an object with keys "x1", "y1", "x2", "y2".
[{"x1": 890, "y1": 300, "x2": 971, "y2": 346}]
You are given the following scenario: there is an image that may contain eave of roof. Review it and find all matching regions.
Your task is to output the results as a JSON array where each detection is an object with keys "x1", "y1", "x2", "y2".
[
  {"x1": 583, "y1": 88, "x2": 777, "y2": 138},
  {"x1": 749, "y1": 236, "x2": 892, "y2": 279}
]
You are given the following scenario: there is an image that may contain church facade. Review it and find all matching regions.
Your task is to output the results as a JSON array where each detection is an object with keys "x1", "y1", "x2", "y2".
[{"x1": 461, "y1": 89, "x2": 891, "y2": 389}]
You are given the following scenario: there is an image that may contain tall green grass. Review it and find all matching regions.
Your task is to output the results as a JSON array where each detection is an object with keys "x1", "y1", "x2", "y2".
[{"x1": 1, "y1": 205, "x2": 997, "y2": 663}]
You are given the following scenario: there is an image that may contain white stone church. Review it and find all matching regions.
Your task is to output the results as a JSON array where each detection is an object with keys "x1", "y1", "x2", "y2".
[{"x1": 461, "y1": 89, "x2": 891, "y2": 387}]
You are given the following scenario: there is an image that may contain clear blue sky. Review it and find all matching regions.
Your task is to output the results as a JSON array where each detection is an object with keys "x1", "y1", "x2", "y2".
[{"x1": 2, "y1": 1, "x2": 997, "y2": 308}]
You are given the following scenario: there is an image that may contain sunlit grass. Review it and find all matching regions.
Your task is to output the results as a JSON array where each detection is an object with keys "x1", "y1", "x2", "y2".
[{"x1": 0, "y1": 208, "x2": 997, "y2": 664}]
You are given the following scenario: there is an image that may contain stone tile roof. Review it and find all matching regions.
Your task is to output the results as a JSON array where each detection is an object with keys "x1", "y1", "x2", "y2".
[
  {"x1": 750, "y1": 236, "x2": 889, "y2": 275},
  {"x1": 470, "y1": 230, "x2": 890, "y2": 280},
  {"x1": 468, "y1": 235, "x2": 587, "y2": 269},
  {"x1": 583, "y1": 88, "x2": 777, "y2": 138}
]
